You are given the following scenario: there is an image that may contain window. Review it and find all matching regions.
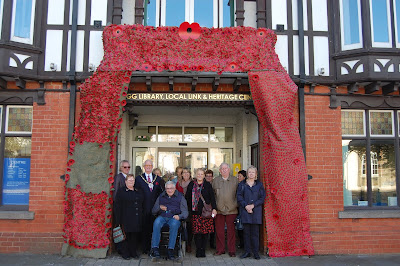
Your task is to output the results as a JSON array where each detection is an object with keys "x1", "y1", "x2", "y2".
[
  {"x1": 394, "y1": 0, "x2": 400, "y2": 47},
  {"x1": 145, "y1": 0, "x2": 232, "y2": 27},
  {"x1": 370, "y1": 0, "x2": 392, "y2": 47},
  {"x1": 342, "y1": 110, "x2": 398, "y2": 208},
  {"x1": 10, "y1": 0, "x2": 36, "y2": 44},
  {"x1": 0, "y1": 106, "x2": 33, "y2": 209},
  {"x1": 134, "y1": 126, "x2": 233, "y2": 143},
  {"x1": 0, "y1": 0, "x2": 4, "y2": 39},
  {"x1": 361, "y1": 152, "x2": 378, "y2": 177},
  {"x1": 340, "y1": 0, "x2": 363, "y2": 50}
]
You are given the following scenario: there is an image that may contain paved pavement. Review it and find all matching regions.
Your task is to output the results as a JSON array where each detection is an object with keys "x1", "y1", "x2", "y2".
[{"x1": 1, "y1": 251, "x2": 400, "y2": 266}]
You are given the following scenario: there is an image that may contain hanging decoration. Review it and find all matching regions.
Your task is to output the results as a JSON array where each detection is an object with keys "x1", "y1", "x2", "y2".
[{"x1": 62, "y1": 23, "x2": 314, "y2": 258}]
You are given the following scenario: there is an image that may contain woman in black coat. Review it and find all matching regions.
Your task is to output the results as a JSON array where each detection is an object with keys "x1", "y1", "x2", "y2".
[
  {"x1": 185, "y1": 168, "x2": 217, "y2": 257},
  {"x1": 114, "y1": 174, "x2": 144, "y2": 260},
  {"x1": 237, "y1": 166, "x2": 266, "y2": 260}
]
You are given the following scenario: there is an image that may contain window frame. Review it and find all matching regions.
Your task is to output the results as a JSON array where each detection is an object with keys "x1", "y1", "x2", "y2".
[
  {"x1": 339, "y1": 0, "x2": 363, "y2": 50},
  {"x1": 0, "y1": 104, "x2": 33, "y2": 211},
  {"x1": 369, "y1": 110, "x2": 395, "y2": 137},
  {"x1": 341, "y1": 109, "x2": 366, "y2": 137},
  {"x1": 341, "y1": 109, "x2": 399, "y2": 209},
  {"x1": 145, "y1": 0, "x2": 232, "y2": 27},
  {"x1": 5, "y1": 106, "x2": 33, "y2": 134},
  {"x1": 369, "y1": 0, "x2": 393, "y2": 47},
  {"x1": 10, "y1": 0, "x2": 36, "y2": 44},
  {"x1": 394, "y1": 0, "x2": 400, "y2": 47},
  {"x1": 0, "y1": 0, "x2": 4, "y2": 40}
]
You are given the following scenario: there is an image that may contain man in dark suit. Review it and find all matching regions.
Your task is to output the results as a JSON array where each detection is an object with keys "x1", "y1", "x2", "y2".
[
  {"x1": 135, "y1": 159, "x2": 164, "y2": 254},
  {"x1": 113, "y1": 160, "x2": 131, "y2": 200}
]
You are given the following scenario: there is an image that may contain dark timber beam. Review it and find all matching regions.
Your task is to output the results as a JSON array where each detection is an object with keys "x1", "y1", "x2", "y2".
[
  {"x1": 365, "y1": 81, "x2": 380, "y2": 94},
  {"x1": 235, "y1": 0, "x2": 245, "y2": 26},
  {"x1": 256, "y1": 0, "x2": 267, "y2": 28},
  {"x1": 212, "y1": 77, "x2": 220, "y2": 92},
  {"x1": 329, "y1": 86, "x2": 340, "y2": 109},
  {"x1": 347, "y1": 83, "x2": 359, "y2": 94},
  {"x1": 113, "y1": 0, "x2": 123, "y2": 24},
  {"x1": 135, "y1": 0, "x2": 144, "y2": 24},
  {"x1": 233, "y1": 77, "x2": 241, "y2": 92},
  {"x1": 191, "y1": 76, "x2": 198, "y2": 91},
  {"x1": 146, "y1": 76, "x2": 152, "y2": 91},
  {"x1": 169, "y1": 76, "x2": 174, "y2": 91},
  {"x1": 382, "y1": 82, "x2": 399, "y2": 95},
  {"x1": 0, "y1": 77, "x2": 6, "y2": 89},
  {"x1": 15, "y1": 77, "x2": 26, "y2": 89}
]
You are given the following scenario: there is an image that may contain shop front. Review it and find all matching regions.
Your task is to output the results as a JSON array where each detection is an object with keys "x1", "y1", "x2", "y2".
[{"x1": 119, "y1": 92, "x2": 258, "y2": 177}]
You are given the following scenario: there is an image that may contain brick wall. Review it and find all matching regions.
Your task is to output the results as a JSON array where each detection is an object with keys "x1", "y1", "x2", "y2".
[
  {"x1": 0, "y1": 82, "x2": 69, "y2": 253},
  {"x1": 305, "y1": 86, "x2": 400, "y2": 254},
  {"x1": 2, "y1": 81, "x2": 399, "y2": 255}
]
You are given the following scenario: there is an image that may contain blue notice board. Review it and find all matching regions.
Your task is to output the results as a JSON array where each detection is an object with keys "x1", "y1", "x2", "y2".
[{"x1": 2, "y1": 158, "x2": 31, "y2": 205}]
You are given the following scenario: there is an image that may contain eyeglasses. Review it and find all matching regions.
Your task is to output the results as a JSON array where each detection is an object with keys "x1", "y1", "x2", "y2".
[
  {"x1": 144, "y1": 165, "x2": 153, "y2": 167},
  {"x1": 126, "y1": 179, "x2": 134, "y2": 182},
  {"x1": 123, "y1": 166, "x2": 131, "y2": 169}
]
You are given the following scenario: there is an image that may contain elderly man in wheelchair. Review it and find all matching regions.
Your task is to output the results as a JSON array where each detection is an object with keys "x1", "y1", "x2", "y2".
[{"x1": 150, "y1": 181, "x2": 188, "y2": 261}]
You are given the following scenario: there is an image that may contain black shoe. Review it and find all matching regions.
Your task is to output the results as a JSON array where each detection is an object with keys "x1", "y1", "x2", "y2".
[
  {"x1": 196, "y1": 249, "x2": 201, "y2": 258},
  {"x1": 150, "y1": 247, "x2": 160, "y2": 262},
  {"x1": 122, "y1": 255, "x2": 131, "y2": 260},
  {"x1": 201, "y1": 248, "x2": 206, "y2": 257},
  {"x1": 240, "y1": 252, "x2": 251, "y2": 259},
  {"x1": 254, "y1": 253, "x2": 261, "y2": 260},
  {"x1": 167, "y1": 249, "x2": 177, "y2": 261}
]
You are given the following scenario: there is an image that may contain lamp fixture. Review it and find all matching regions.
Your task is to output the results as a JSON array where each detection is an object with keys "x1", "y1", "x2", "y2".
[{"x1": 49, "y1": 63, "x2": 57, "y2": 71}]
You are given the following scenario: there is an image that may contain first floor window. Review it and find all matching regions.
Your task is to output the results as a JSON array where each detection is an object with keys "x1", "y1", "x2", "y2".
[
  {"x1": 370, "y1": 0, "x2": 392, "y2": 47},
  {"x1": 0, "y1": 105, "x2": 33, "y2": 208},
  {"x1": 145, "y1": 0, "x2": 232, "y2": 27},
  {"x1": 394, "y1": 0, "x2": 400, "y2": 46},
  {"x1": 342, "y1": 109, "x2": 398, "y2": 207},
  {"x1": 340, "y1": 0, "x2": 363, "y2": 50},
  {"x1": 0, "y1": 0, "x2": 4, "y2": 39},
  {"x1": 10, "y1": 0, "x2": 36, "y2": 44}
]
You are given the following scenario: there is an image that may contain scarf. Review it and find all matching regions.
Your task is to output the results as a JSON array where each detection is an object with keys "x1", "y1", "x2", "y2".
[
  {"x1": 180, "y1": 179, "x2": 191, "y2": 195},
  {"x1": 191, "y1": 181, "x2": 203, "y2": 211}
]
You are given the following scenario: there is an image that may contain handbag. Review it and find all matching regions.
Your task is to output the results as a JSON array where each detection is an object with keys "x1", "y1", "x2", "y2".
[
  {"x1": 112, "y1": 226, "x2": 126, "y2": 243},
  {"x1": 234, "y1": 215, "x2": 244, "y2": 230},
  {"x1": 200, "y1": 194, "x2": 213, "y2": 218}
]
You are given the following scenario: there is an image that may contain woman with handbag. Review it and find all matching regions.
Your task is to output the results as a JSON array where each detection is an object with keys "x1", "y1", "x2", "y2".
[
  {"x1": 114, "y1": 174, "x2": 144, "y2": 260},
  {"x1": 237, "y1": 166, "x2": 266, "y2": 260},
  {"x1": 185, "y1": 168, "x2": 217, "y2": 257},
  {"x1": 236, "y1": 170, "x2": 247, "y2": 249}
]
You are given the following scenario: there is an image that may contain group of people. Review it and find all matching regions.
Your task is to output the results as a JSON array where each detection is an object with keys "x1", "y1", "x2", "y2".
[{"x1": 113, "y1": 159, "x2": 266, "y2": 261}]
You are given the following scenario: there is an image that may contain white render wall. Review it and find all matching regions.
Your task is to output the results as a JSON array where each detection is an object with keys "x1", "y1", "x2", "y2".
[
  {"x1": 43, "y1": 0, "x2": 331, "y2": 76},
  {"x1": 243, "y1": 1, "x2": 256, "y2": 28}
]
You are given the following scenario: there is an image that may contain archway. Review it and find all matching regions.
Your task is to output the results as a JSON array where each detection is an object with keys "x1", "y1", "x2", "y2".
[{"x1": 62, "y1": 24, "x2": 314, "y2": 258}]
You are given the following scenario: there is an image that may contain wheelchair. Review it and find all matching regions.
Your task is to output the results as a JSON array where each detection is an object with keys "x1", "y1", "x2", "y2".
[{"x1": 158, "y1": 219, "x2": 187, "y2": 260}]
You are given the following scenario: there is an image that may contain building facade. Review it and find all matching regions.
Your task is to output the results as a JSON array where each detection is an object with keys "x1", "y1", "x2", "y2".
[{"x1": 0, "y1": 0, "x2": 399, "y2": 255}]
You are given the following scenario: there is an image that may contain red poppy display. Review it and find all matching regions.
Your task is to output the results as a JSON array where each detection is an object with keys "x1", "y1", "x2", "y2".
[
  {"x1": 64, "y1": 24, "x2": 313, "y2": 258},
  {"x1": 178, "y1": 22, "x2": 201, "y2": 40}
]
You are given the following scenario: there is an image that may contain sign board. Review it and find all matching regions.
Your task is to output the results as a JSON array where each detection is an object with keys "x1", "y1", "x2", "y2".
[
  {"x1": 2, "y1": 158, "x2": 31, "y2": 205},
  {"x1": 232, "y1": 163, "x2": 241, "y2": 177},
  {"x1": 127, "y1": 93, "x2": 252, "y2": 102}
]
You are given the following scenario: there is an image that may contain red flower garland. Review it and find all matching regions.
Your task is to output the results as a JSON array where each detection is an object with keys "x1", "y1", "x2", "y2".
[
  {"x1": 63, "y1": 188, "x2": 109, "y2": 249},
  {"x1": 63, "y1": 24, "x2": 314, "y2": 257}
]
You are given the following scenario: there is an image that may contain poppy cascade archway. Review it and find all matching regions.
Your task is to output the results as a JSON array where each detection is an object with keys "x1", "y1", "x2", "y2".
[{"x1": 62, "y1": 23, "x2": 314, "y2": 258}]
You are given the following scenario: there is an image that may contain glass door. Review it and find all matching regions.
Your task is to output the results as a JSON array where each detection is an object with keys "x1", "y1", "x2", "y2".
[{"x1": 158, "y1": 148, "x2": 208, "y2": 177}]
